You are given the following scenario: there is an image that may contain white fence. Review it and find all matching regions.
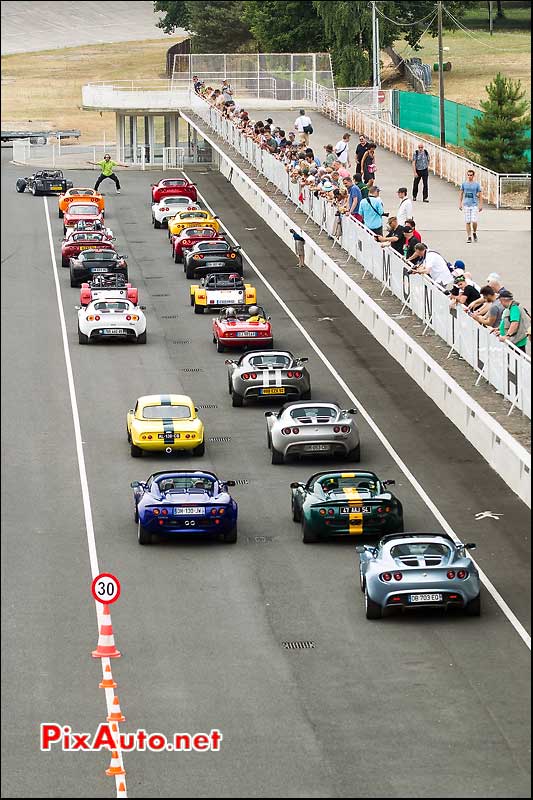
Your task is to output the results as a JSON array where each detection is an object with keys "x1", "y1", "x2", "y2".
[
  {"x1": 82, "y1": 81, "x2": 191, "y2": 110},
  {"x1": 12, "y1": 140, "x2": 106, "y2": 167},
  {"x1": 190, "y1": 93, "x2": 531, "y2": 419},
  {"x1": 163, "y1": 147, "x2": 185, "y2": 170}
]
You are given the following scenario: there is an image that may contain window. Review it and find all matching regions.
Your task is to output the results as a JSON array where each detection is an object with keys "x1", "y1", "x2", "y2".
[
  {"x1": 249, "y1": 355, "x2": 290, "y2": 368},
  {"x1": 290, "y1": 406, "x2": 337, "y2": 420},
  {"x1": 162, "y1": 179, "x2": 186, "y2": 187},
  {"x1": 156, "y1": 476, "x2": 215, "y2": 495},
  {"x1": 69, "y1": 205, "x2": 99, "y2": 215},
  {"x1": 142, "y1": 405, "x2": 192, "y2": 420},
  {"x1": 82, "y1": 251, "x2": 115, "y2": 261},
  {"x1": 94, "y1": 302, "x2": 129, "y2": 311},
  {"x1": 390, "y1": 542, "x2": 450, "y2": 558}
]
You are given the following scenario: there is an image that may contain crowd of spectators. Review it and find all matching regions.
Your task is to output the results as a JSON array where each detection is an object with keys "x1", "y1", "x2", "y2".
[{"x1": 193, "y1": 77, "x2": 530, "y2": 352}]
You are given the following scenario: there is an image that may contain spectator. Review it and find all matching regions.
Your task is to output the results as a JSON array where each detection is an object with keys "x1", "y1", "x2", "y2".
[
  {"x1": 449, "y1": 275, "x2": 480, "y2": 308},
  {"x1": 377, "y1": 216, "x2": 405, "y2": 255},
  {"x1": 323, "y1": 144, "x2": 336, "y2": 167},
  {"x1": 332, "y1": 159, "x2": 350, "y2": 179},
  {"x1": 305, "y1": 147, "x2": 321, "y2": 167},
  {"x1": 287, "y1": 131, "x2": 296, "y2": 146},
  {"x1": 450, "y1": 259, "x2": 466, "y2": 277},
  {"x1": 459, "y1": 169, "x2": 482, "y2": 243},
  {"x1": 334, "y1": 133, "x2": 351, "y2": 168},
  {"x1": 497, "y1": 291, "x2": 530, "y2": 352},
  {"x1": 402, "y1": 224, "x2": 420, "y2": 259},
  {"x1": 485, "y1": 272, "x2": 507, "y2": 295},
  {"x1": 342, "y1": 176, "x2": 362, "y2": 217},
  {"x1": 404, "y1": 218, "x2": 421, "y2": 242},
  {"x1": 412, "y1": 143, "x2": 430, "y2": 202},
  {"x1": 221, "y1": 80, "x2": 233, "y2": 101},
  {"x1": 470, "y1": 286, "x2": 505, "y2": 328},
  {"x1": 361, "y1": 144, "x2": 377, "y2": 183},
  {"x1": 396, "y1": 187, "x2": 413, "y2": 226},
  {"x1": 410, "y1": 243, "x2": 451, "y2": 287},
  {"x1": 294, "y1": 109, "x2": 313, "y2": 146},
  {"x1": 359, "y1": 186, "x2": 386, "y2": 236},
  {"x1": 289, "y1": 228, "x2": 306, "y2": 268},
  {"x1": 355, "y1": 134, "x2": 371, "y2": 173}
]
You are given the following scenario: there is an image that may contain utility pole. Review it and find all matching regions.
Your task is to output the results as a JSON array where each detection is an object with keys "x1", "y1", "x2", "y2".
[
  {"x1": 489, "y1": 0, "x2": 494, "y2": 35},
  {"x1": 437, "y1": 0, "x2": 446, "y2": 147},
  {"x1": 372, "y1": 2, "x2": 378, "y2": 88}
]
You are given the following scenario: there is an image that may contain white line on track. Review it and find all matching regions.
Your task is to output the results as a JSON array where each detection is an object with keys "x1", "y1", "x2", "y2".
[
  {"x1": 182, "y1": 170, "x2": 531, "y2": 651},
  {"x1": 43, "y1": 198, "x2": 127, "y2": 795}
]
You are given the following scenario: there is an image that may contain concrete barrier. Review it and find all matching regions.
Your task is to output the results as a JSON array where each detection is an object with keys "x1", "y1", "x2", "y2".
[{"x1": 181, "y1": 112, "x2": 531, "y2": 507}]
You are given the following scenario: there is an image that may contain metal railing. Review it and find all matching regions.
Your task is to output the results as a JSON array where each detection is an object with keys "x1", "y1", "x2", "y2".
[
  {"x1": 82, "y1": 82, "x2": 191, "y2": 110},
  {"x1": 189, "y1": 92, "x2": 531, "y2": 418},
  {"x1": 12, "y1": 140, "x2": 105, "y2": 167},
  {"x1": 163, "y1": 147, "x2": 185, "y2": 170}
]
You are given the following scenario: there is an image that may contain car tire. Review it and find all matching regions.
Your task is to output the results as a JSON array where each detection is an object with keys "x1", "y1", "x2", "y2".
[
  {"x1": 16, "y1": 179, "x2": 26, "y2": 193},
  {"x1": 216, "y1": 339, "x2": 226, "y2": 354},
  {"x1": 271, "y1": 446, "x2": 284, "y2": 465},
  {"x1": 134, "y1": 502, "x2": 139, "y2": 523},
  {"x1": 70, "y1": 273, "x2": 78, "y2": 288},
  {"x1": 266, "y1": 430, "x2": 272, "y2": 449},
  {"x1": 174, "y1": 250, "x2": 181, "y2": 264},
  {"x1": 194, "y1": 304, "x2": 204, "y2": 314},
  {"x1": 185, "y1": 265, "x2": 195, "y2": 279},
  {"x1": 292, "y1": 500, "x2": 301, "y2": 523},
  {"x1": 63, "y1": 225, "x2": 67, "y2": 235},
  {"x1": 231, "y1": 390, "x2": 243, "y2": 407},
  {"x1": 137, "y1": 331, "x2": 147, "y2": 344},
  {"x1": 193, "y1": 440, "x2": 205, "y2": 457},
  {"x1": 190, "y1": 294, "x2": 195, "y2": 307},
  {"x1": 78, "y1": 326, "x2": 89, "y2": 345},
  {"x1": 130, "y1": 443, "x2": 143, "y2": 458},
  {"x1": 301, "y1": 388, "x2": 312, "y2": 400},
  {"x1": 61, "y1": 258, "x2": 69, "y2": 268},
  {"x1": 153, "y1": 218, "x2": 161, "y2": 229},
  {"x1": 302, "y1": 519, "x2": 319, "y2": 543},
  {"x1": 359, "y1": 570, "x2": 366, "y2": 593},
  {"x1": 223, "y1": 526, "x2": 238, "y2": 544},
  {"x1": 347, "y1": 444, "x2": 361, "y2": 462},
  {"x1": 58, "y1": 208, "x2": 64, "y2": 218},
  {"x1": 32, "y1": 184, "x2": 40, "y2": 196},
  {"x1": 137, "y1": 521, "x2": 151, "y2": 545},
  {"x1": 394, "y1": 519, "x2": 404, "y2": 533},
  {"x1": 228, "y1": 378, "x2": 233, "y2": 395},
  {"x1": 464, "y1": 594, "x2": 481, "y2": 616},
  {"x1": 365, "y1": 588, "x2": 382, "y2": 619}
]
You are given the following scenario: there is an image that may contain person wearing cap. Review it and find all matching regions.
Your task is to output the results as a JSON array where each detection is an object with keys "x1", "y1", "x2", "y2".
[
  {"x1": 376, "y1": 217, "x2": 405, "y2": 255},
  {"x1": 396, "y1": 187, "x2": 413, "y2": 226},
  {"x1": 403, "y1": 225, "x2": 420, "y2": 260},
  {"x1": 497, "y1": 291, "x2": 530, "y2": 351},
  {"x1": 409, "y1": 243, "x2": 451, "y2": 287},
  {"x1": 449, "y1": 275, "x2": 480, "y2": 308},
  {"x1": 359, "y1": 186, "x2": 386, "y2": 236}
]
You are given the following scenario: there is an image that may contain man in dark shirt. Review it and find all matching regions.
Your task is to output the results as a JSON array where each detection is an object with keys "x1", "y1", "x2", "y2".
[
  {"x1": 449, "y1": 275, "x2": 480, "y2": 307},
  {"x1": 402, "y1": 225, "x2": 419, "y2": 259},
  {"x1": 355, "y1": 135, "x2": 371, "y2": 173},
  {"x1": 376, "y1": 216, "x2": 405, "y2": 255}
]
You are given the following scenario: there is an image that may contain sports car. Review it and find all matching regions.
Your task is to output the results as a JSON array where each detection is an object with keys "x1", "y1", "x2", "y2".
[
  {"x1": 168, "y1": 209, "x2": 220, "y2": 239},
  {"x1": 291, "y1": 471, "x2": 403, "y2": 543},
  {"x1": 151, "y1": 177, "x2": 197, "y2": 204},
  {"x1": 183, "y1": 241, "x2": 243, "y2": 279},
  {"x1": 58, "y1": 187, "x2": 104, "y2": 218},
  {"x1": 226, "y1": 351, "x2": 310, "y2": 407},
  {"x1": 131, "y1": 470, "x2": 237, "y2": 545},
  {"x1": 77, "y1": 298, "x2": 146, "y2": 344},
  {"x1": 61, "y1": 231, "x2": 116, "y2": 267},
  {"x1": 265, "y1": 401, "x2": 360, "y2": 464},
  {"x1": 16, "y1": 169, "x2": 73, "y2": 196},
  {"x1": 63, "y1": 202, "x2": 104, "y2": 235},
  {"x1": 152, "y1": 196, "x2": 200, "y2": 227},
  {"x1": 357, "y1": 533, "x2": 480, "y2": 618},
  {"x1": 190, "y1": 272, "x2": 254, "y2": 313},
  {"x1": 212, "y1": 305, "x2": 273, "y2": 353},
  {"x1": 80, "y1": 274, "x2": 138, "y2": 306},
  {"x1": 69, "y1": 249, "x2": 128, "y2": 287},
  {"x1": 127, "y1": 394, "x2": 205, "y2": 458},
  {"x1": 171, "y1": 227, "x2": 225, "y2": 263}
]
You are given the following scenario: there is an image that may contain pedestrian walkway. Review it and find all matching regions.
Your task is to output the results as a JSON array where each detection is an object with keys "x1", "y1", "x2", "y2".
[{"x1": 248, "y1": 107, "x2": 531, "y2": 304}]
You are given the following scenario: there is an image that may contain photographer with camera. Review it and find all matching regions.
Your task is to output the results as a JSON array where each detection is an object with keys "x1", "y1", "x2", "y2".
[{"x1": 359, "y1": 186, "x2": 388, "y2": 237}]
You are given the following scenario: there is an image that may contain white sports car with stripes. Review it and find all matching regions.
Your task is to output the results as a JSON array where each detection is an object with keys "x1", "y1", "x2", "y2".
[
  {"x1": 225, "y1": 350, "x2": 311, "y2": 407},
  {"x1": 151, "y1": 195, "x2": 200, "y2": 228}
]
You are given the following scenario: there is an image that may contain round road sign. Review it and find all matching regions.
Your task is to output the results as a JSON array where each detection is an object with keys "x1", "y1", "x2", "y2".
[
  {"x1": 91, "y1": 573, "x2": 121, "y2": 604},
  {"x1": 377, "y1": 90, "x2": 386, "y2": 104}
]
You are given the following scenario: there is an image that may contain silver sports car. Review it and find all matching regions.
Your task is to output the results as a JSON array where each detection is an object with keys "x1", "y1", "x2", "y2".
[
  {"x1": 265, "y1": 401, "x2": 360, "y2": 464},
  {"x1": 357, "y1": 533, "x2": 480, "y2": 619},
  {"x1": 225, "y1": 351, "x2": 311, "y2": 407}
]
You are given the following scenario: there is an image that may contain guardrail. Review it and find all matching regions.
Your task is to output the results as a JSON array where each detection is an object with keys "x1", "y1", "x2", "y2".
[
  {"x1": 189, "y1": 92, "x2": 531, "y2": 420},
  {"x1": 82, "y1": 82, "x2": 191, "y2": 110},
  {"x1": 182, "y1": 104, "x2": 531, "y2": 506}
]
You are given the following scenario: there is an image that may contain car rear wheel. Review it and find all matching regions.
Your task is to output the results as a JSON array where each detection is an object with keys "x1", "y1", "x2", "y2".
[
  {"x1": 216, "y1": 339, "x2": 226, "y2": 354},
  {"x1": 365, "y1": 588, "x2": 382, "y2": 619},
  {"x1": 271, "y1": 446, "x2": 284, "y2": 465},
  {"x1": 185, "y1": 265, "x2": 195, "y2": 279},
  {"x1": 231, "y1": 390, "x2": 243, "y2": 407},
  {"x1": 228, "y1": 378, "x2": 233, "y2": 395},
  {"x1": 61, "y1": 257, "x2": 69, "y2": 268},
  {"x1": 394, "y1": 519, "x2": 404, "y2": 533},
  {"x1": 194, "y1": 304, "x2": 204, "y2": 314},
  {"x1": 133, "y1": 502, "x2": 139, "y2": 523},
  {"x1": 137, "y1": 521, "x2": 151, "y2": 545},
  {"x1": 346, "y1": 444, "x2": 361, "y2": 462},
  {"x1": 464, "y1": 594, "x2": 481, "y2": 616},
  {"x1": 174, "y1": 251, "x2": 181, "y2": 264},
  {"x1": 193, "y1": 440, "x2": 205, "y2": 457},
  {"x1": 32, "y1": 184, "x2": 40, "y2": 196},
  {"x1": 302, "y1": 519, "x2": 319, "y2": 543},
  {"x1": 292, "y1": 500, "x2": 301, "y2": 523},
  {"x1": 223, "y1": 526, "x2": 238, "y2": 544},
  {"x1": 16, "y1": 179, "x2": 26, "y2": 193},
  {"x1": 137, "y1": 331, "x2": 147, "y2": 344},
  {"x1": 266, "y1": 429, "x2": 272, "y2": 449},
  {"x1": 78, "y1": 326, "x2": 89, "y2": 345},
  {"x1": 70, "y1": 274, "x2": 78, "y2": 288},
  {"x1": 58, "y1": 208, "x2": 64, "y2": 218},
  {"x1": 130, "y1": 443, "x2": 143, "y2": 458},
  {"x1": 359, "y1": 570, "x2": 366, "y2": 593},
  {"x1": 153, "y1": 217, "x2": 161, "y2": 229}
]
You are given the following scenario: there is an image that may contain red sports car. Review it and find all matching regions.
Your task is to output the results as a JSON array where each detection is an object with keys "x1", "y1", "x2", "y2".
[
  {"x1": 151, "y1": 177, "x2": 197, "y2": 204},
  {"x1": 171, "y1": 227, "x2": 225, "y2": 263},
  {"x1": 61, "y1": 231, "x2": 116, "y2": 267},
  {"x1": 212, "y1": 305, "x2": 273, "y2": 353},
  {"x1": 63, "y1": 202, "x2": 104, "y2": 234}
]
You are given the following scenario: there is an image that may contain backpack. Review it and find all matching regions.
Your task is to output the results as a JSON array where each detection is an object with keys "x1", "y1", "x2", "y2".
[{"x1": 502, "y1": 302, "x2": 531, "y2": 345}]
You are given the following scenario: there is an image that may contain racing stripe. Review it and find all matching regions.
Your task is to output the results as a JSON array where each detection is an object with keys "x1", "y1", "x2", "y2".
[
  {"x1": 263, "y1": 370, "x2": 270, "y2": 388},
  {"x1": 275, "y1": 370, "x2": 282, "y2": 387},
  {"x1": 160, "y1": 395, "x2": 175, "y2": 442},
  {"x1": 342, "y1": 487, "x2": 363, "y2": 535}
]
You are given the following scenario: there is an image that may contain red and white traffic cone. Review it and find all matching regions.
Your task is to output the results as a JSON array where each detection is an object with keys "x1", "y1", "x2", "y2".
[
  {"x1": 107, "y1": 694, "x2": 125, "y2": 722},
  {"x1": 117, "y1": 780, "x2": 128, "y2": 797},
  {"x1": 99, "y1": 663, "x2": 117, "y2": 689},
  {"x1": 92, "y1": 604, "x2": 121, "y2": 659},
  {"x1": 105, "y1": 750, "x2": 125, "y2": 777}
]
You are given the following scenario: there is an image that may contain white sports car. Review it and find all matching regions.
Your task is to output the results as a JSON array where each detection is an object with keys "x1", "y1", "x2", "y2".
[
  {"x1": 151, "y1": 196, "x2": 200, "y2": 228},
  {"x1": 77, "y1": 298, "x2": 147, "y2": 344}
]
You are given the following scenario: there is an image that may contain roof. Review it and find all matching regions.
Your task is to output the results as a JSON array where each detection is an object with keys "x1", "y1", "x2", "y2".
[{"x1": 137, "y1": 394, "x2": 194, "y2": 407}]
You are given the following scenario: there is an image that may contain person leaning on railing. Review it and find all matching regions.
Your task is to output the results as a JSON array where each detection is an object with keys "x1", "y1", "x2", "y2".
[{"x1": 495, "y1": 291, "x2": 530, "y2": 353}]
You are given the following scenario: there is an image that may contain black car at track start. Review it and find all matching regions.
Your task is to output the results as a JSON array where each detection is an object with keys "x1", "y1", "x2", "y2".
[
  {"x1": 69, "y1": 249, "x2": 128, "y2": 287},
  {"x1": 183, "y1": 240, "x2": 243, "y2": 279},
  {"x1": 15, "y1": 169, "x2": 72, "y2": 196}
]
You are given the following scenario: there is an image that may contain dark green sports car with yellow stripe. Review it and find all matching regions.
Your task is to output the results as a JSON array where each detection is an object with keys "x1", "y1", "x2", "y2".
[{"x1": 290, "y1": 471, "x2": 404, "y2": 543}]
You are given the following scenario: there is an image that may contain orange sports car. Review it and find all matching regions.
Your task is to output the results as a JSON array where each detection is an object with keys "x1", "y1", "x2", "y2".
[{"x1": 58, "y1": 188, "x2": 105, "y2": 218}]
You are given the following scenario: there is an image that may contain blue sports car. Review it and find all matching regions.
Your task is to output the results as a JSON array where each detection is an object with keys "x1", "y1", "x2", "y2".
[
  {"x1": 357, "y1": 533, "x2": 480, "y2": 619},
  {"x1": 131, "y1": 471, "x2": 238, "y2": 544}
]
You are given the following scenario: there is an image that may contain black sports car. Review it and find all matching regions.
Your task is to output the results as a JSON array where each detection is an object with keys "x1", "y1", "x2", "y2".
[
  {"x1": 69, "y1": 249, "x2": 128, "y2": 288},
  {"x1": 183, "y1": 240, "x2": 243, "y2": 279},
  {"x1": 16, "y1": 170, "x2": 72, "y2": 196}
]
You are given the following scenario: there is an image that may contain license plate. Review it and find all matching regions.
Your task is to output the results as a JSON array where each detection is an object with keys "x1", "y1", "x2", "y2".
[
  {"x1": 174, "y1": 507, "x2": 205, "y2": 515},
  {"x1": 340, "y1": 506, "x2": 372, "y2": 514},
  {"x1": 208, "y1": 261, "x2": 226, "y2": 267},
  {"x1": 260, "y1": 387, "x2": 285, "y2": 395},
  {"x1": 51, "y1": 185, "x2": 63, "y2": 191},
  {"x1": 236, "y1": 331, "x2": 256, "y2": 337},
  {"x1": 304, "y1": 444, "x2": 330, "y2": 452},
  {"x1": 102, "y1": 329, "x2": 126, "y2": 334},
  {"x1": 409, "y1": 593, "x2": 443, "y2": 603},
  {"x1": 158, "y1": 433, "x2": 180, "y2": 440},
  {"x1": 91, "y1": 267, "x2": 108, "y2": 273},
  {"x1": 79, "y1": 246, "x2": 96, "y2": 250}
]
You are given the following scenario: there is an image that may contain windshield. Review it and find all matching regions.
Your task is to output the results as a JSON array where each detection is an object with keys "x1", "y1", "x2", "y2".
[
  {"x1": 183, "y1": 228, "x2": 216, "y2": 238},
  {"x1": 248, "y1": 354, "x2": 291, "y2": 368},
  {"x1": 390, "y1": 542, "x2": 451, "y2": 558},
  {"x1": 290, "y1": 406, "x2": 337, "y2": 420},
  {"x1": 197, "y1": 242, "x2": 228, "y2": 251},
  {"x1": 142, "y1": 405, "x2": 191, "y2": 420},
  {"x1": 93, "y1": 302, "x2": 129, "y2": 311},
  {"x1": 162, "y1": 179, "x2": 186, "y2": 187},
  {"x1": 72, "y1": 233, "x2": 104, "y2": 241},
  {"x1": 81, "y1": 250, "x2": 116, "y2": 260},
  {"x1": 178, "y1": 211, "x2": 208, "y2": 219},
  {"x1": 164, "y1": 197, "x2": 194, "y2": 205},
  {"x1": 69, "y1": 189, "x2": 95, "y2": 196},
  {"x1": 157, "y1": 476, "x2": 215, "y2": 494},
  {"x1": 319, "y1": 475, "x2": 377, "y2": 493},
  {"x1": 68, "y1": 205, "x2": 99, "y2": 215}
]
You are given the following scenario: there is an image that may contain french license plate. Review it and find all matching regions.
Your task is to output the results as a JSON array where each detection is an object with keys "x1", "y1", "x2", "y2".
[
  {"x1": 174, "y1": 507, "x2": 205, "y2": 515},
  {"x1": 236, "y1": 331, "x2": 256, "y2": 337},
  {"x1": 79, "y1": 246, "x2": 95, "y2": 250},
  {"x1": 208, "y1": 261, "x2": 226, "y2": 267},
  {"x1": 102, "y1": 329, "x2": 126, "y2": 334},
  {"x1": 304, "y1": 444, "x2": 330, "y2": 452},
  {"x1": 158, "y1": 433, "x2": 180, "y2": 440},
  {"x1": 340, "y1": 506, "x2": 372, "y2": 514},
  {"x1": 51, "y1": 185, "x2": 63, "y2": 191},
  {"x1": 91, "y1": 267, "x2": 108, "y2": 273},
  {"x1": 260, "y1": 387, "x2": 285, "y2": 395},
  {"x1": 409, "y1": 593, "x2": 443, "y2": 603}
]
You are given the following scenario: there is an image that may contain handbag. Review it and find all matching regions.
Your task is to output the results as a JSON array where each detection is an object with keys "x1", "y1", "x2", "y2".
[{"x1": 303, "y1": 125, "x2": 313, "y2": 134}]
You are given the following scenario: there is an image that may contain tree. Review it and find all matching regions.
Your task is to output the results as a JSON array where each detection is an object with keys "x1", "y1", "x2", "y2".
[
  {"x1": 154, "y1": 1, "x2": 255, "y2": 51},
  {"x1": 465, "y1": 73, "x2": 531, "y2": 172},
  {"x1": 242, "y1": 1, "x2": 326, "y2": 52},
  {"x1": 154, "y1": 1, "x2": 191, "y2": 33}
]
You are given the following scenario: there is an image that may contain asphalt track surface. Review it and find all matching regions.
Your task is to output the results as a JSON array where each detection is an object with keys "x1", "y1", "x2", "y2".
[{"x1": 1, "y1": 151, "x2": 531, "y2": 798}]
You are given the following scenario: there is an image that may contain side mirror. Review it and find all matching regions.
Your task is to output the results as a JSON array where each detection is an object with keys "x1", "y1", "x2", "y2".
[
  {"x1": 383, "y1": 479, "x2": 395, "y2": 486},
  {"x1": 347, "y1": 408, "x2": 358, "y2": 414},
  {"x1": 130, "y1": 481, "x2": 141, "y2": 488},
  {"x1": 128, "y1": 409, "x2": 134, "y2": 414},
  {"x1": 298, "y1": 357, "x2": 309, "y2": 363},
  {"x1": 224, "y1": 359, "x2": 234, "y2": 365},
  {"x1": 74, "y1": 305, "x2": 81, "y2": 310},
  {"x1": 139, "y1": 305, "x2": 146, "y2": 310},
  {"x1": 355, "y1": 545, "x2": 365, "y2": 553},
  {"x1": 226, "y1": 480, "x2": 236, "y2": 487},
  {"x1": 234, "y1": 245, "x2": 241, "y2": 250},
  {"x1": 265, "y1": 411, "x2": 273, "y2": 417},
  {"x1": 267, "y1": 316, "x2": 272, "y2": 321},
  {"x1": 463, "y1": 542, "x2": 477, "y2": 550},
  {"x1": 111, "y1": 237, "x2": 117, "y2": 241},
  {"x1": 290, "y1": 481, "x2": 303, "y2": 489},
  {"x1": 194, "y1": 407, "x2": 198, "y2": 412},
  {"x1": 119, "y1": 254, "x2": 128, "y2": 259}
]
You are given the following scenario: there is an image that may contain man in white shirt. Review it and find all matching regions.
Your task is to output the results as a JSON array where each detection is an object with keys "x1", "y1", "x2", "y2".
[
  {"x1": 294, "y1": 109, "x2": 313, "y2": 146},
  {"x1": 396, "y1": 187, "x2": 413, "y2": 226},
  {"x1": 334, "y1": 133, "x2": 351, "y2": 167},
  {"x1": 410, "y1": 243, "x2": 451, "y2": 287}
]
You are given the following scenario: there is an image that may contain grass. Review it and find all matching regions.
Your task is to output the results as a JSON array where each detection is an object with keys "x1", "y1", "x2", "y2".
[{"x1": 1, "y1": 37, "x2": 185, "y2": 143}]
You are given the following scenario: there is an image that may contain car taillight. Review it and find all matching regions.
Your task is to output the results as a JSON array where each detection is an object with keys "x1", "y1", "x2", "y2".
[
  {"x1": 160, "y1": 207, "x2": 168, "y2": 211},
  {"x1": 457, "y1": 569, "x2": 468, "y2": 579},
  {"x1": 281, "y1": 427, "x2": 291, "y2": 435},
  {"x1": 229, "y1": 253, "x2": 236, "y2": 259},
  {"x1": 319, "y1": 509, "x2": 326, "y2": 515},
  {"x1": 447, "y1": 570, "x2": 456, "y2": 579},
  {"x1": 95, "y1": 315, "x2": 100, "y2": 321},
  {"x1": 210, "y1": 508, "x2": 217, "y2": 515},
  {"x1": 287, "y1": 371, "x2": 294, "y2": 378},
  {"x1": 87, "y1": 315, "x2": 94, "y2": 321},
  {"x1": 242, "y1": 373, "x2": 250, "y2": 380},
  {"x1": 218, "y1": 508, "x2": 225, "y2": 515},
  {"x1": 131, "y1": 315, "x2": 139, "y2": 321},
  {"x1": 126, "y1": 315, "x2": 131, "y2": 320},
  {"x1": 182, "y1": 240, "x2": 191, "y2": 246},
  {"x1": 153, "y1": 508, "x2": 160, "y2": 516},
  {"x1": 381, "y1": 572, "x2": 392, "y2": 581},
  {"x1": 327, "y1": 508, "x2": 334, "y2": 516},
  {"x1": 250, "y1": 372, "x2": 257, "y2": 379},
  {"x1": 292, "y1": 427, "x2": 299, "y2": 434},
  {"x1": 341, "y1": 425, "x2": 350, "y2": 433},
  {"x1": 193, "y1": 254, "x2": 204, "y2": 260},
  {"x1": 393, "y1": 572, "x2": 403, "y2": 581},
  {"x1": 161, "y1": 508, "x2": 168, "y2": 516},
  {"x1": 333, "y1": 426, "x2": 340, "y2": 433},
  {"x1": 294, "y1": 371, "x2": 302, "y2": 378}
]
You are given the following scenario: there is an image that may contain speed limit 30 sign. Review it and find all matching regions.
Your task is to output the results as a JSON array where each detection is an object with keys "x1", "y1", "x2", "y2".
[{"x1": 91, "y1": 573, "x2": 121, "y2": 604}]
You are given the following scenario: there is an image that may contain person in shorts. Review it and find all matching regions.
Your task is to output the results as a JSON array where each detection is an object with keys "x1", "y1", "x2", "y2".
[
  {"x1": 290, "y1": 228, "x2": 305, "y2": 267},
  {"x1": 459, "y1": 169, "x2": 482, "y2": 243}
]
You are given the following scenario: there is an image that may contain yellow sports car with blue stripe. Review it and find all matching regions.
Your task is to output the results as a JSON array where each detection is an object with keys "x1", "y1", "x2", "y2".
[
  {"x1": 168, "y1": 209, "x2": 220, "y2": 238},
  {"x1": 290, "y1": 471, "x2": 404, "y2": 543},
  {"x1": 190, "y1": 273, "x2": 256, "y2": 313},
  {"x1": 127, "y1": 395, "x2": 205, "y2": 458}
]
